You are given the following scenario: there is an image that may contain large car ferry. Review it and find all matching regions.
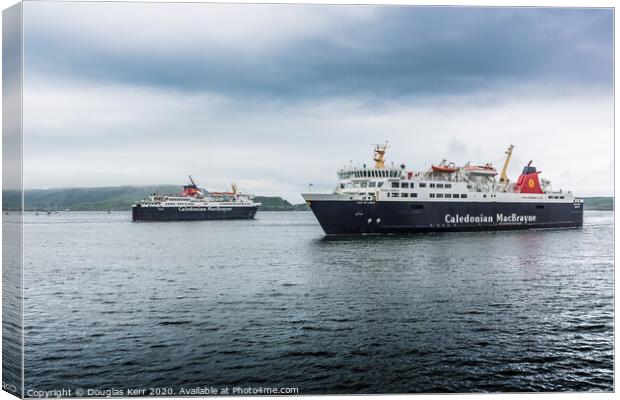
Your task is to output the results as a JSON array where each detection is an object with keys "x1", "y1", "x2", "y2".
[
  {"x1": 302, "y1": 144, "x2": 583, "y2": 235},
  {"x1": 132, "y1": 176, "x2": 260, "y2": 221}
]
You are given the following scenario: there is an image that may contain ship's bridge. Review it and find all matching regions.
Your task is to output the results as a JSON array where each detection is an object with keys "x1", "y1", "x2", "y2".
[
  {"x1": 337, "y1": 165, "x2": 403, "y2": 180},
  {"x1": 334, "y1": 144, "x2": 406, "y2": 194}
]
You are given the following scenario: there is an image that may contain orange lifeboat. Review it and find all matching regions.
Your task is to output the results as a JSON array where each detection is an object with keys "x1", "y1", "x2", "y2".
[{"x1": 431, "y1": 159, "x2": 457, "y2": 173}]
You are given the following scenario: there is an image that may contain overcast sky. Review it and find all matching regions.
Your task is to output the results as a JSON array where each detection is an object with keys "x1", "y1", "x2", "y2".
[{"x1": 22, "y1": 2, "x2": 613, "y2": 201}]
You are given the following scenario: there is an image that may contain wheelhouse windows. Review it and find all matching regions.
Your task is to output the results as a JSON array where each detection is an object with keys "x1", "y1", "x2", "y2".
[
  {"x1": 391, "y1": 182, "x2": 399, "y2": 188},
  {"x1": 401, "y1": 182, "x2": 409, "y2": 188}
]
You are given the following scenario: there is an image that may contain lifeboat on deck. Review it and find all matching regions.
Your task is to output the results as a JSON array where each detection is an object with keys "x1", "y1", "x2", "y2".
[
  {"x1": 463, "y1": 163, "x2": 498, "y2": 176},
  {"x1": 431, "y1": 159, "x2": 457, "y2": 173}
]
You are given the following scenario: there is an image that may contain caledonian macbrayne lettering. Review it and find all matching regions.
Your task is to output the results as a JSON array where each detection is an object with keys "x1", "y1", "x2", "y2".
[{"x1": 444, "y1": 213, "x2": 537, "y2": 224}]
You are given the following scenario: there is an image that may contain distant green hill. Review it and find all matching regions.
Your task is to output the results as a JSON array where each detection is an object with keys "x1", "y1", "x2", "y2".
[
  {"x1": 2, "y1": 186, "x2": 309, "y2": 211},
  {"x1": 583, "y1": 197, "x2": 614, "y2": 211},
  {"x1": 254, "y1": 196, "x2": 309, "y2": 211}
]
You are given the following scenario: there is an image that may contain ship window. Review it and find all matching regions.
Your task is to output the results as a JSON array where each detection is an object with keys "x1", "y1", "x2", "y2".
[
  {"x1": 430, "y1": 193, "x2": 435, "y2": 198},
  {"x1": 483, "y1": 194, "x2": 487, "y2": 198},
  {"x1": 436, "y1": 193, "x2": 444, "y2": 198},
  {"x1": 461, "y1": 194, "x2": 467, "y2": 198},
  {"x1": 340, "y1": 184, "x2": 345, "y2": 189},
  {"x1": 401, "y1": 193, "x2": 409, "y2": 198},
  {"x1": 401, "y1": 182, "x2": 409, "y2": 188},
  {"x1": 560, "y1": 196, "x2": 564, "y2": 199},
  {"x1": 437, "y1": 183, "x2": 444, "y2": 188},
  {"x1": 378, "y1": 182, "x2": 384, "y2": 188},
  {"x1": 419, "y1": 183, "x2": 427, "y2": 188},
  {"x1": 445, "y1": 194, "x2": 451, "y2": 198},
  {"x1": 360, "y1": 182, "x2": 367, "y2": 188},
  {"x1": 411, "y1": 193, "x2": 417, "y2": 198},
  {"x1": 411, "y1": 204, "x2": 423, "y2": 209},
  {"x1": 410, "y1": 183, "x2": 414, "y2": 188},
  {"x1": 430, "y1": 183, "x2": 436, "y2": 188},
  {"x1": 445, "y1": 184, "x2": 452, "y2": 188},
  {"x1": 369, "y1": 182, "x2": 376, "y2": 188},
  {"x1": 391, "y1": 182, "x2": 399, "y2": 188}
]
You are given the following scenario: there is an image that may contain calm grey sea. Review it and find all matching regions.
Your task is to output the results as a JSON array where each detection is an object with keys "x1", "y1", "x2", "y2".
[{"x1": 21, "y1": 210, "x2": 613, "y2": 394}]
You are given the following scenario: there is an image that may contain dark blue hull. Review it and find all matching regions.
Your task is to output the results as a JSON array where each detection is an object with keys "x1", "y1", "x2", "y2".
[
  {"x1": 307, "y1": 200, "x2": 583, "y2": 235},
  {"x1": 132, "y1": 205, "x2": 259, "y2": 221}
]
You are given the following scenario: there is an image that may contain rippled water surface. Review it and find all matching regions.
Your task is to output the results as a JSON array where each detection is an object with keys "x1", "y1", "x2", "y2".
[{"x1": 23, "y1": 211, "x2": 613, "y2": 393}]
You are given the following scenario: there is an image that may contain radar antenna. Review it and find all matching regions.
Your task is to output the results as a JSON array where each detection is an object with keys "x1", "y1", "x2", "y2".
[
  {"x1": 499, "y1": 145, "x2": 514, "y2": 184},
  {"x1": 372, "y1": 141, "x2": 389, "y2": 169}
]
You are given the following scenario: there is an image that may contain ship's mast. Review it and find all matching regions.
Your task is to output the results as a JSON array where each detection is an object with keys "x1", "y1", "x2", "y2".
[
  {"x1": 372, "y1": 142, "x2": 389, "y2": 169},
  {"x1": 499, "y1": 144, "x2": 514, "y2": 184}
]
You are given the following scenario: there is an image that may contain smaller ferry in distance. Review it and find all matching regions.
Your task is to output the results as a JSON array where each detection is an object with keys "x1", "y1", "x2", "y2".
[
  {"x1": 132, "y1": 176, "x2": 261, "y2": 222},
  {"x1": 302, "y1": 143, "x2": 583, "y2": 235}
]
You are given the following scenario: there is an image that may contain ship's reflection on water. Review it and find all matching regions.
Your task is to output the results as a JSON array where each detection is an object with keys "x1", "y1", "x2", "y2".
[{"x1": 21, "y1": 210, "x2": 613, "y2": 393}]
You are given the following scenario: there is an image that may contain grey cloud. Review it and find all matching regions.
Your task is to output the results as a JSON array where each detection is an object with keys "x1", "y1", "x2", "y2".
[{"x1": 23, "y1": 4, "x2": 613, "y2": 100}]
